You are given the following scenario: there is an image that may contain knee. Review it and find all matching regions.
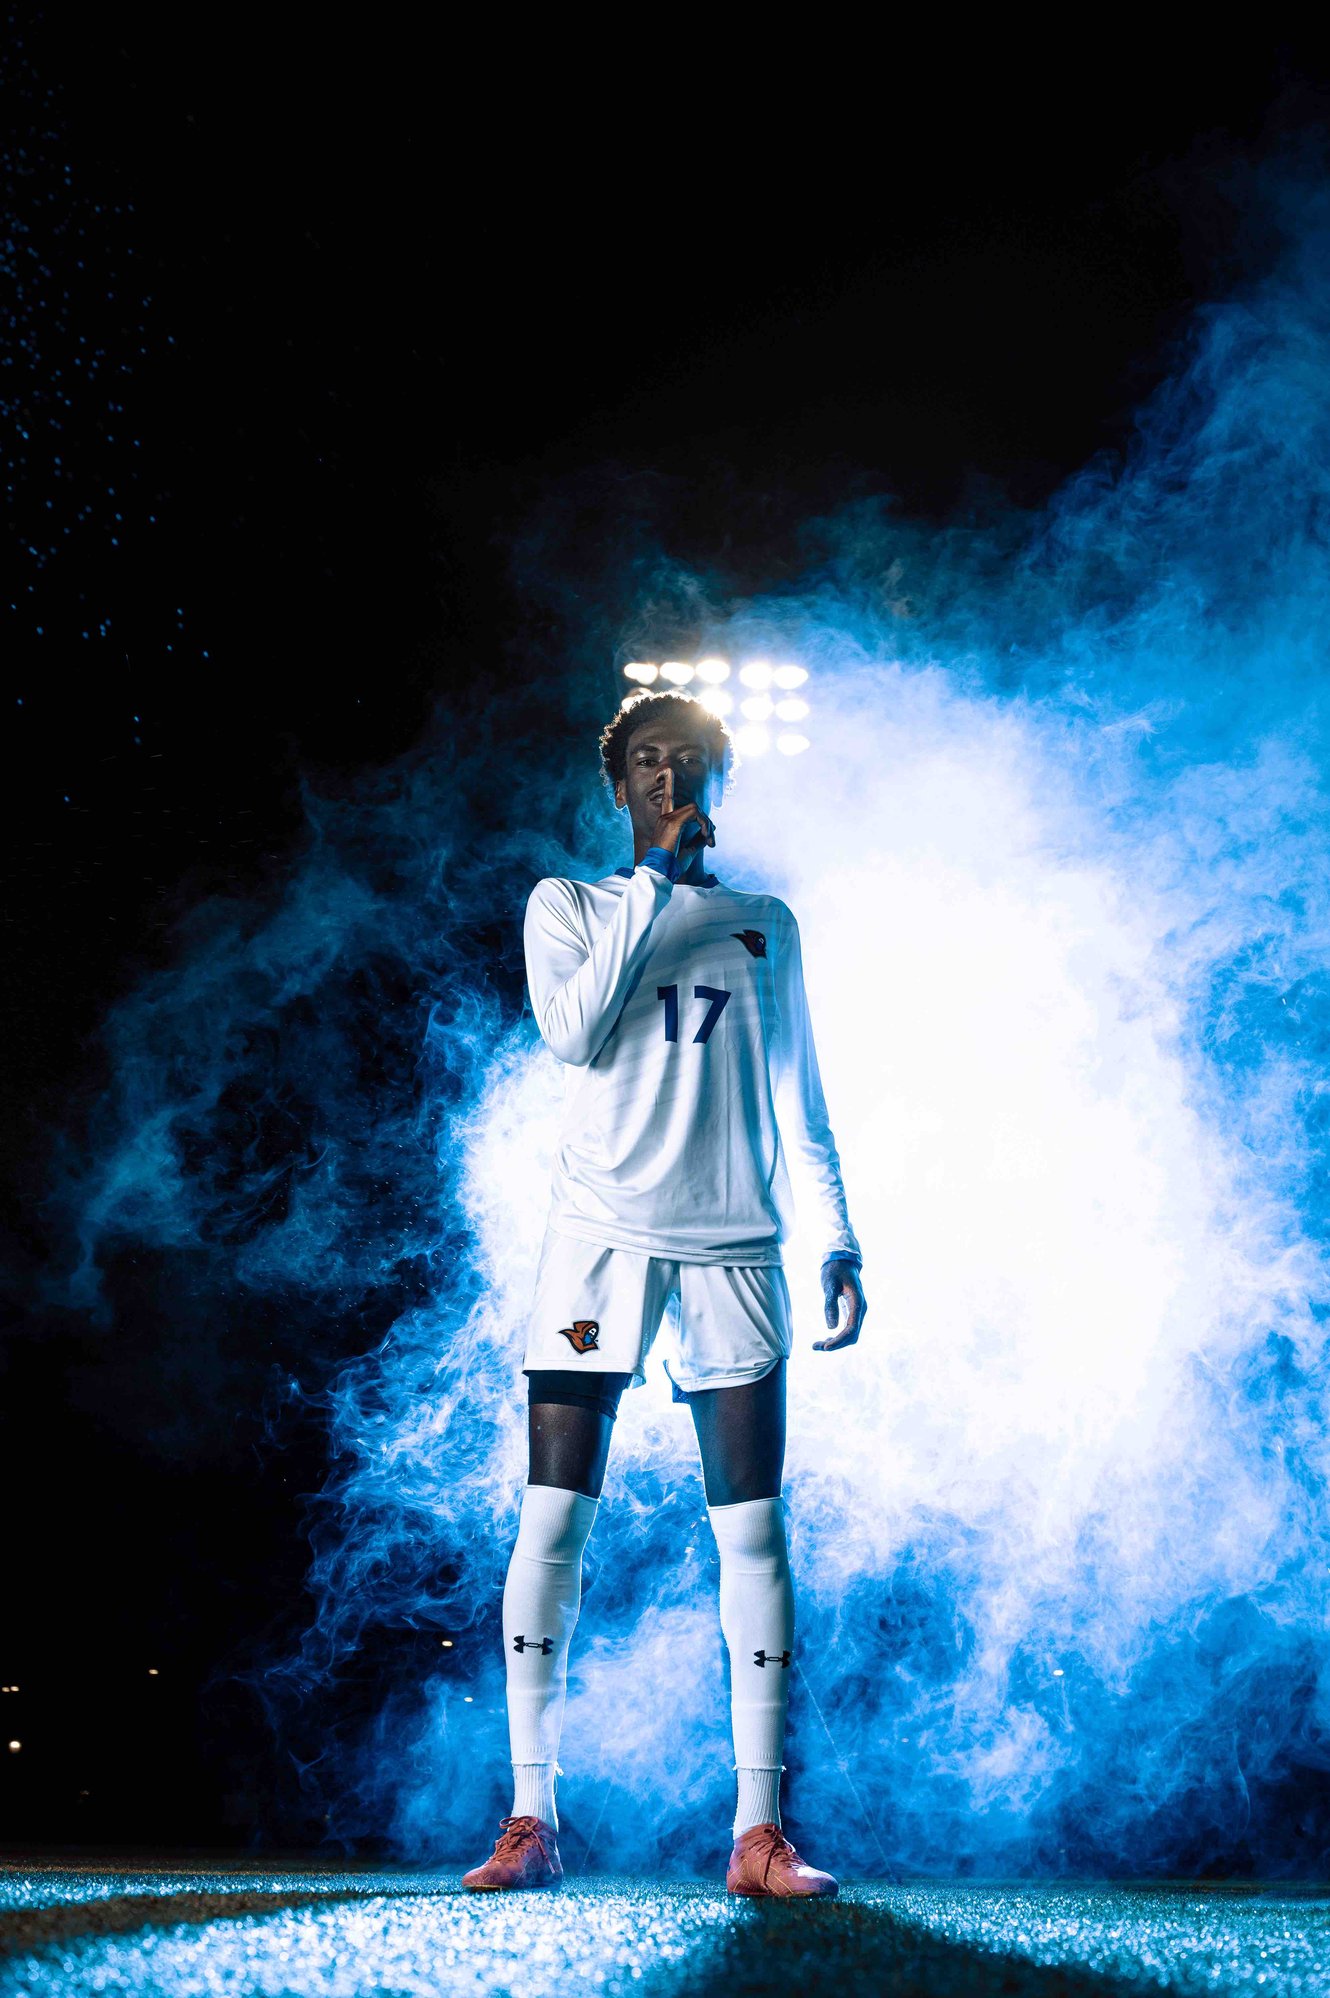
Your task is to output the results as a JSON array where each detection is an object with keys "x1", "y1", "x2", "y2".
[
  {"x1": 513, "y1": 1482, "x2": 599, "y2": 1562},
  {"x1": 706, "y1": 1493, "x2": 790, "y2": 1561}
]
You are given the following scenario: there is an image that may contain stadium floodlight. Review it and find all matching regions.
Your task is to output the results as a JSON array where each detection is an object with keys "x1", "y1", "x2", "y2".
[{"x1": 619, "y1": 657, "x2": 809, "y2": 750}]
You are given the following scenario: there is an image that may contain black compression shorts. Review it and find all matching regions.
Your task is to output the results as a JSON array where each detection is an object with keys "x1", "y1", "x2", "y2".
[{"x1": 524, "y1": 1367, "x2": 633, "y2": 1421}]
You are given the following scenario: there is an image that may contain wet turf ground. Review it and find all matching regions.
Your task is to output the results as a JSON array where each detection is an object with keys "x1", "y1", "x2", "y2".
[{"x1": 1, "y1": 1860, "x2": 1328, "y2": 1996}]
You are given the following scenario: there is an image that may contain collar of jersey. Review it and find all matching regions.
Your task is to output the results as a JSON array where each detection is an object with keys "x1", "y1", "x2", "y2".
[{"x1": 614, "y1": 864, "x2": 718, "y2": 887}]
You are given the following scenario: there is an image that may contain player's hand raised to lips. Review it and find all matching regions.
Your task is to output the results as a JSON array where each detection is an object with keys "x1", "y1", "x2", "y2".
[
  {"x1": 814, "y1": 1259, "x2": 867, "y2": 1352},
  {"x1": 651, "y1": 767, "x2": 715, "y2": 853}
]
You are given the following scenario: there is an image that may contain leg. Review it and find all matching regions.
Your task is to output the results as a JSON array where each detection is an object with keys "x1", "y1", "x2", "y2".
[
  {"x1": 693, "y1": 1368, "x2": 831, "y2": 1892},
  {"x1": 526, "y1": 1396, "x2": 617, "y2": 1501},
  {"x1": 687, "y1": 1357, "x2": 786, "y2": 1507},
  {"x1": 501, "y1": 1374, "x2": 631, "y2": 1833},
  {"x1": 689, "y1": 1363, "x2": 794, "y2": 1840},
  {"x1": 469, "y1": 1231, "x2": 660, "y2": 1887}
]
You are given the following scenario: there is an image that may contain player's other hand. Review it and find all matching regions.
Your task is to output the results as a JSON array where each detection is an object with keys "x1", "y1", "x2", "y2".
[
  {"x1": 650, "y1": 767, "x2": 715, "y2": 853},
  {"x1": 814, "y1": 1259, "x2": 867, "y2": 1351}
]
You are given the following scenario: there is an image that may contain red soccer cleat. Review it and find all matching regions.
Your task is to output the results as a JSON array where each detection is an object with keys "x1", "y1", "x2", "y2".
[
  {"x1": 462, "y1": 1814, "x2": 563, "y2": 1891},
  {"x1": 726, "y1": 1821, "x2": 839, "y2": 1897}
]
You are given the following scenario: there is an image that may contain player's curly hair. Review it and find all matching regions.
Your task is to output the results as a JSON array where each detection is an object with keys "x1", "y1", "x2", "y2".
[{"x1": 598, "y1": 690, "x2": 737, "y2": 801}]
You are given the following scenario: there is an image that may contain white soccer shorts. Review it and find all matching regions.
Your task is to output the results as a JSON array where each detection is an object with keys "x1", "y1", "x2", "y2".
[{"x1": 521, "y1": 1224, "x2": 794, "y2": 1397}]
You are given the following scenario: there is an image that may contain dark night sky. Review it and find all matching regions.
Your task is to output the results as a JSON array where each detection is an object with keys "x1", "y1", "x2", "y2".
[{"x1": 5, "y1": 15, "x2": 1330, "y2": 1846}]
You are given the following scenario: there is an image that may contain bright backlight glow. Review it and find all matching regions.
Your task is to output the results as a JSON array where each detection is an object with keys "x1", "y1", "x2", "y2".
[
  {"x1": 775, "y1": 731, "x2": 811, "y2": 755},
  {"x1": 738, "y1": 661, "x2": 774, "y2": 689},
  {"x1": 48, "y1": 200, "x2": 1330, "y2": 1884},
  {"x1": 775, "y1": 697, "x2": 809, "y2": 722},
  {"x1": 697, "y1": 688, "x2": 734, "y2": 717},
  {"x1": 659, "y1": 661, "x2": 694, "y2": 684},
  {"x1": 772, "y1": 663, "x2": 809, "y2": 689},
  {"x1": 622, "y1": 662, "x2": 658, "y2": 684},
  {"x1": 740, "y1": 694, "x2": 773, "y2": 721},
  {"x1": 694, "y1": 657, "x2": 731, "y2": 683}
]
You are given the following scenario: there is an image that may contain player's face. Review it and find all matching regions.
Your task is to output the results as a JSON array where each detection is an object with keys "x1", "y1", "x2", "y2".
[{"x1": 616, "y1": 723, "x2": 717, "y2": 846}]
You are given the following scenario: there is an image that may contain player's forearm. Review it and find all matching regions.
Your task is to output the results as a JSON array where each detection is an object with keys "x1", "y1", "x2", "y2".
[
  {"x1": 787, "y1": 1084, "x2": 863, "y2": 1266},
  {"x1": 775, "y1": 942, "x2": 863, "y2": 1266},
  {"x1": 526, "y1": 857, "x2": 677, "y2": 1065}
]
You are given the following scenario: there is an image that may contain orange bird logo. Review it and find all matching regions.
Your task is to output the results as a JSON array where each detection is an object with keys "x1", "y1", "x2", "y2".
[
  {"x1": 557, "y1": 1319, "x2": 601, "y2": 1354},
  {"x1": 732, "y1": 929, "x2": 767, "y2": 959}
]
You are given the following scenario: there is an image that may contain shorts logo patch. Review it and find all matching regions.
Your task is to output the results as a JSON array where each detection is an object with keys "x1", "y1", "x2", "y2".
[
  {"x1": 732, "y1": 929, "x2": 767, "y2": 959},
  {"x1": 557, "y1": 1318, "x2": 600, "y2": 1354}
]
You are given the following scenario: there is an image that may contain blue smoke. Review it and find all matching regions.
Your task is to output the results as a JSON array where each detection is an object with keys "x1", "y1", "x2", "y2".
[{"x1": 41, "y1": 167, "x2": 1330, "y2": 1876}]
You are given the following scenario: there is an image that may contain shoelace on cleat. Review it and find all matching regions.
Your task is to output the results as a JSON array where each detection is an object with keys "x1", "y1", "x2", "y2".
[
  {"x1": 492, "y1": 1814, "x2": 553, "y2": 1864},
  {"x1": 745, "y1": 1822, "x2": 796, "y2": 1883}
]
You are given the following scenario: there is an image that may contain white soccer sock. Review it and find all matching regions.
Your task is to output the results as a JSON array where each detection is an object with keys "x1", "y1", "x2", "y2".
[
  {"x1": 502, "y1": 1481, "x2": 599, "y2": 1833},
  {"x1": 707, "y1": 1495, "x2": 795, "y2": 1840}
]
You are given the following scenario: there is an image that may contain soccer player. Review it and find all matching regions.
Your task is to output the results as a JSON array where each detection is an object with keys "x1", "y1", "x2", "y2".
[{"x1": 463, "y1": 689, "x2": 867, "y2": 1896}]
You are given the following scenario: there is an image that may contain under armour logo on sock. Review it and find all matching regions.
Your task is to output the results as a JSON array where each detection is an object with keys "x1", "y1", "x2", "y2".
[
  {"x1": 513, "y1": 1635, "x2": 554, "y2": 1654},
  {"x1": 753, "y1": 1649, "x2": 791, "y2": 1668}
]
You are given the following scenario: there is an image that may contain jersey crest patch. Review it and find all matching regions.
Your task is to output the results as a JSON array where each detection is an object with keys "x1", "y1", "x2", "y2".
[
  {"x1": 557, "y1": 1318, "x2": 601, "y2": 1354},
  {"x1": 732, "y1": 929, "x2": 767, "y2": 959}
]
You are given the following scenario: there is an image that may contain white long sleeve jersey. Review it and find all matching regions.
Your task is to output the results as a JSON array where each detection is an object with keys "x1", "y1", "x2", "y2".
[{"x1": 523, "y1": 859, "x2": 863, "y2": 1268}]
